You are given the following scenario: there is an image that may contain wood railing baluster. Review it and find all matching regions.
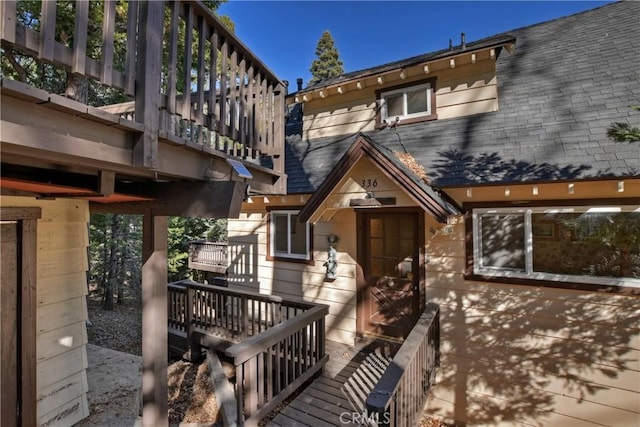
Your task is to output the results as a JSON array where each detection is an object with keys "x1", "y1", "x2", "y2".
[
  {"x1": 72, "y1": 0, "x2": 89, "y2": 75},
  {"x1": 229, "y1": 48, "x2": 238, "y2": 148},
  {"x1": 101, "y1": 0, "x2": 116, "y2": 86},
  {"x1": 124, "y1": 0, "x2": 138, "y2": 96},
  {"x1": 219, "y1": 40, "x2": 229, "y2": 139},
  {"x1": 39, "y1": 0, "x2": 56, "y2": 62}
]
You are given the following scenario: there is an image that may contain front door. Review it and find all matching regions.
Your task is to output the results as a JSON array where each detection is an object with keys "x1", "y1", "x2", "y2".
[{"x1": 357, "y1": 210, "x2": 424, "y2": 340}]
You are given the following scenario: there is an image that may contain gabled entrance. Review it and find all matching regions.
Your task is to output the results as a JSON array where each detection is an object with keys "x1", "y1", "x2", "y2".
[{"x1": 357, "y1": 209, "x2": 425, "y2": 340}]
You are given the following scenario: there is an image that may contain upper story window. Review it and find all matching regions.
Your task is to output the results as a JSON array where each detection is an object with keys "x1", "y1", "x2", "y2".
[
  {"x1": 471, "y1": 205, "x2": 640, "y2": 289},
  {"x1": 270, "y1": 210, "x2": 311, "y2": 261},
  {"x1": 377, "y1": 79, "x2": 437, "y2": 126}
]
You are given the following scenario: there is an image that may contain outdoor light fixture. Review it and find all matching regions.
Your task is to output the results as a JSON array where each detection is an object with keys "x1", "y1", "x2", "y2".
[{"x1": 324, "y1": 234, "x2": 339, "y2": 281}]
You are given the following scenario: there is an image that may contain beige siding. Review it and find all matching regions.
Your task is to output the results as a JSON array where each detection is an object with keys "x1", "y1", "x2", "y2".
[
  {"x1": 423, "y1": 214, "x2": 640, "y2": 426},
  {"x1": 2, "y1": 196, "x2": 90, "y2": 426},
  {"x1": 229, "y1": 205, "x2": 360, "y2": 343},
  {"x1": 300, "y1": 58, "x2": 497, "y2": 140}
]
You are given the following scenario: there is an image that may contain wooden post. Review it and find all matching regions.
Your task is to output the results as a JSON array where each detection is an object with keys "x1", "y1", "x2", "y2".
[
  {"x1": 185, "y1": 284, "x2": 201, "y2": 362},
  {"x1": 134, "y1": 1, "x2": 163, "y2": 168},
  {"x1": 142, "y1": 214, "x2": 168, "y2": 427}
]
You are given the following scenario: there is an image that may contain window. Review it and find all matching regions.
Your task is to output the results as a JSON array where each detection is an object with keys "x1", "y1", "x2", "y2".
[
  {"x1": 270, "y1": 210, "x2": 311, "y2": 260},
  {"x1": 378, "y1": 80, "x2": 436, "y2": 125},
  {"x1": 472, "y1": 205, "x2": 640, "y2": 288}
]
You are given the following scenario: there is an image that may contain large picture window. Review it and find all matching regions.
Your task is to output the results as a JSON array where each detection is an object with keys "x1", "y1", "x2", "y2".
[
  {"x1": 377, "y1": 79, "x2": 436, "y2": 126},
  {"x1": 472, "y1": 206, "x2": 640, "y2": 288},
  {"x1": 270, "y1": 210, "x2": 310, "y2": 260}
]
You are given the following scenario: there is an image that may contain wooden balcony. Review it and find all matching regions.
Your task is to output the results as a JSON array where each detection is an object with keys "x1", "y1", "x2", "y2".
[
  {"x1": 167, "y1": 280, "x2": 441, "y2": 426},
  {"x1": 1, "y1": 1, "x2": 286, "y2": 212},
  {"x1": 168, "y1": 280, "x2": 329, "y2": 426},
  {"x1": 188, "y1": 240, "x2": 228, "y2": 273}
]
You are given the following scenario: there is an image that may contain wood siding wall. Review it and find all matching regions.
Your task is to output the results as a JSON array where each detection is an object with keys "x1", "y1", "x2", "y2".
[
  {"x1": 2, "y1": 196, "x2": 90, "y2": 426},
  {"x1": 298, "y1": 55, "x2": 497, "y2": 140},
  {"x1": 228, "y1": 157, "x2": 422, "y2": 344},
  {"x1": 423, "y1": 213, "x2": 640, "y2": 426}
]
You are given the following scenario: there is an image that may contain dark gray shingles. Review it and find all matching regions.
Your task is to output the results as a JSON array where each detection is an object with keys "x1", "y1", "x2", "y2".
[{"x1": 285, "y1": 1, "x2": 640, "y2": 193}]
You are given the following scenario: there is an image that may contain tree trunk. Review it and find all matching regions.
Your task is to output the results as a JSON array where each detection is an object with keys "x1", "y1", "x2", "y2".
[
  {"x1": 65, "y1": 72, "x2": 89, "y2": 103},
  {"x1": 104, "y1": 215, "x2": 120, "y2": 311}
]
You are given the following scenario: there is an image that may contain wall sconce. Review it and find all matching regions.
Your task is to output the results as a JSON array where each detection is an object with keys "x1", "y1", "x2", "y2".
[{"x1": 324, "y1": 234, "x2": 339, "y2": 281}]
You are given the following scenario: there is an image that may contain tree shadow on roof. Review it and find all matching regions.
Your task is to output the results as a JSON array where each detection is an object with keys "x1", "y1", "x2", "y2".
[{"x1": 429, "y1": 148, "x2": 592, "y2": 187}]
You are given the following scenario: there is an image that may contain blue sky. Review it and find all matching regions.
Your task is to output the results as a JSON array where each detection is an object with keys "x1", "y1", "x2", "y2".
[{"x1": 218, "y1": 1, "x2": 612, "y2": 89}]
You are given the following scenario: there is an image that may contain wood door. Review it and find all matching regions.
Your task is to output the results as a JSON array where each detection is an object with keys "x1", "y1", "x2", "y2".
[
  {"x1": 357, "y1": 211, "x2": 423, "y2": 340},
  {"x1": 1, "y1": 223, "x2": 19, "y2": 427}
]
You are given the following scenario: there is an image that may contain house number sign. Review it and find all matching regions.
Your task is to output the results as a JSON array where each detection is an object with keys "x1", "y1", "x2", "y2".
[{"x1": 361, "y1": 178, "x2": 378, "y2": 188}]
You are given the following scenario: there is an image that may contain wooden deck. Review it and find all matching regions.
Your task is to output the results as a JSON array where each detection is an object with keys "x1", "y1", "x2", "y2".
[{"x1": 267, "y1": 339, "x2": 397, "y2": 427}]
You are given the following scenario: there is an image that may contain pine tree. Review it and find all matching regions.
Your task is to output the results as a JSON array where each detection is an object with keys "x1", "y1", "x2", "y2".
[{"x1": 309, "y1": 31, "x2": 344, "y2": 86}]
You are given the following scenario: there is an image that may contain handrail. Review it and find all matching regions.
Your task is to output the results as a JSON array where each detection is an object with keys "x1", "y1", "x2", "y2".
[
  {"x1": 225, "y1": 304, "x2": 328, "y2": 363},
  {"x1": 366, "y1": 303, "x2": 440, "y2": 427},
  {"x1": 174, "y1": 279, "x2": 315, "y2": 310}
]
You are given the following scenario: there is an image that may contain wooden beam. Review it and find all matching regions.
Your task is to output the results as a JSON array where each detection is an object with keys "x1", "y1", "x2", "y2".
[
  {"x1": 114, "y1": 181, "x2": 247, "y2": 218},
  {"x1": 20, "y1": 217, "x2": 38, "y2": 427},
  {"x1": 134, "y1": 1, "x2": 163, "y2": 168},
  {"x1": 142, "y1": 214, "x2": 168, "y2": 427},
  {"x1": 98, "y1": 171, "x2": 115, "y2": 196},
  {"x1": 0, "y1": 120, "x2": 132, "y2": 167}
]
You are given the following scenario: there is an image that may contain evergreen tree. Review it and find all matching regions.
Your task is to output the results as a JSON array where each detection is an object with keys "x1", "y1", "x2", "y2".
[{"x1": 308, "y1": 30, "x2": 344, "y2": 86}]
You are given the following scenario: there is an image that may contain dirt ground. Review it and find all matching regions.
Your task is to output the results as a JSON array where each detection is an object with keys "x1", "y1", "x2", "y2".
[{"x1": 81, "y1": 294, "x2": 220, "y2": 426}]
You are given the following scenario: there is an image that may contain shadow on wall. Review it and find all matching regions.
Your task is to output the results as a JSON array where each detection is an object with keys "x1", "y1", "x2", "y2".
[
  {"x1": 226, "y1": 234, "x2": 260, "y2": 291},
  {"x1": 427, "y1": 273, "x2": 640, "y2": 426}
]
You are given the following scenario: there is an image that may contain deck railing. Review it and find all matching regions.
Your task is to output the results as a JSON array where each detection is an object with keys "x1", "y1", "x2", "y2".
[
  {"x1": 167, "y1": 280, "x2": 328, "y2": 426},
  {"x1": 366, "y1": 303, "x2": 440, "y2": 427},
  {"x1": 0, "y1": 0, "x2": 285, "y2": 166},
  {"x1": 226, "y1": 304, "x2": 328, "y2": 426},
  {"x1": 188, "y1": 240, "x2": 228, "y2": 273}
]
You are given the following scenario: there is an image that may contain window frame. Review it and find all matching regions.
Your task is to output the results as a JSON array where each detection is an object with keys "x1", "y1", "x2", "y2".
[
  {"x1": 376, "y1": 78, "x2": 437, "y2": 127},
  {"x1": 268, "y1": 209, "x2": 312, "y2": 262},
  {"x1": 470, "y1": 205, "x2": 640, "y2": 290}
]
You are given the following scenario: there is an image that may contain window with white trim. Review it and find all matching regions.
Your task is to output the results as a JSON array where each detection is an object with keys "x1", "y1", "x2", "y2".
[
  {"x1": 380, "y1": 82, "x2": 434, "y2": 123},
  {"x1": 270, "y1": 210, "x2": 310, "y2": 260},
  {"x1": 472, "y1": 205, "x2": 640, "y2": 288}
]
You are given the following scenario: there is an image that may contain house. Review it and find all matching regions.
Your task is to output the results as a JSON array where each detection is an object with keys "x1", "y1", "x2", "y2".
[
  {"x1": 226, "y1": 1, "x2": 640, "y2": 425},
  {"x1": 0, "y1": 2, "x2": 286, "y2": 426}
]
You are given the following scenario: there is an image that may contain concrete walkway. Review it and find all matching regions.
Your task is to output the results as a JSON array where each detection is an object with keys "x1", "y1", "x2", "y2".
[{"x1": 74, "y1": 344, "x2": 142, "y2": 426}]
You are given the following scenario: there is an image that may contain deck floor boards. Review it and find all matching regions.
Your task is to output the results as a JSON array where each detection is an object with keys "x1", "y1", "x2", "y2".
[{"x1": 266, "y1": 339, "x2": 393, "y2": 427}]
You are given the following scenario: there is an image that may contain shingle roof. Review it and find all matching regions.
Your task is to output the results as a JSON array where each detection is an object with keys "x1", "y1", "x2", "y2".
[
  {"x1": 285, "y1": 1, "x2": 640, "y2": 193},
  {"x1": 298, "y1": 133, "x2": 460, "y2": 223}
]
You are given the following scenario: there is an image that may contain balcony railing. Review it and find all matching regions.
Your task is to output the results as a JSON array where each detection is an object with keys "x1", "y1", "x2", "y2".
[
  {"x1": 167, "y1": 280, "x2": 328, "y2": 426},
  {"x1": 0, "y1": 0, "x2": 285, "y2": 168},
  {"x1": 366, "y1": 303, "x2": 440, "y2": 427},
  {"x1": 188, "y1": 240, "x2": 228, "y2": 273}
]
